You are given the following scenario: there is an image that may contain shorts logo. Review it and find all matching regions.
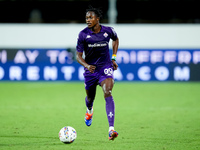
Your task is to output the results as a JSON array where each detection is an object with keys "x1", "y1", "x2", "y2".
[{"x1": 104, "y1": 68, "x2": 113, "y2": 76}]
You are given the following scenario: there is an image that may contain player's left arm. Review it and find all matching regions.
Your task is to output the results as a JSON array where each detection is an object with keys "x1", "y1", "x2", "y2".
[{"x1": 112, "y1": 37, "x2": 119, "y2": 70}]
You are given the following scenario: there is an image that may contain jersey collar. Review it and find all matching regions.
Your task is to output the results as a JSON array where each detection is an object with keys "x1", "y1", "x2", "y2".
[{"x1": 87, "y1": 25, "x2": 105, "y2": 34}]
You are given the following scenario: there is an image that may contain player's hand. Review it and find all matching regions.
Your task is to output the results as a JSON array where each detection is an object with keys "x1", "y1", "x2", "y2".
[
  {"x1": 112, "y1": 60, "x2": 118, "y2": 70},
  {"x1": 87, "y1": 65, "x2": 96, "y2": 73}
]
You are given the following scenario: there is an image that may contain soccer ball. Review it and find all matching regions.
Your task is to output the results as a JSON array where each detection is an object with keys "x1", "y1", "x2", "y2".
[{"x1": 59, "y1": 126, "x2": 77, "y2": 144}]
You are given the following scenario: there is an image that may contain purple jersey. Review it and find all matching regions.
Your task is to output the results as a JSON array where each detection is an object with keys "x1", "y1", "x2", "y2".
[{"x1": 76, "y1": 25, "x2": 118, "y2": 70}]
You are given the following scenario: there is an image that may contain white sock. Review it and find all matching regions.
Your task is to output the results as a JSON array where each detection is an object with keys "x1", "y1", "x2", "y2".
[
  {"x1": 87, "y1": 107, "x2": 93, "y2": 114},
  {"x1": 109, "y1": 126, "x2": 114, "y2": 132}
]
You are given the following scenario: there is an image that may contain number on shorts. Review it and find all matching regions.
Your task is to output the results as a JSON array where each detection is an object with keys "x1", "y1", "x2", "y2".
[{"x1": 104, "y1": 68, "x2": 113, "y2": 76}]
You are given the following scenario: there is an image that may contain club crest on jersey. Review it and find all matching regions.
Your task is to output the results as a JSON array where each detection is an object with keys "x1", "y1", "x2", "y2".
[
  {"x1": 86, "y1": 35, "x2": 91, "y2": 39},
  {"x1": 103, "y1": 32, "x2": 108, "y2": 38}
]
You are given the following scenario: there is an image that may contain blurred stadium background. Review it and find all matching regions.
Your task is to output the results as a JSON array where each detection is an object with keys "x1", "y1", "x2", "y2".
[
  {"x1": 0, "y1": 0, "x2": 200, "y2": 24},
  {"x1": 0, "y1": 0, "x2": 200, "y2": 81}
]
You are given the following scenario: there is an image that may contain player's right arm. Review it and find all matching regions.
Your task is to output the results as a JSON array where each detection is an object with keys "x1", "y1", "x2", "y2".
[
  {"x1": 76, "y1": 31, "x2": 96, "y2": 73},
  {"x1": 76, "y1": 52, "x2": 96, "y2": 73}
]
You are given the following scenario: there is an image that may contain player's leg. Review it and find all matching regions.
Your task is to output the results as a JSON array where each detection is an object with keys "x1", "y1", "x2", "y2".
[
  {"x1": 101, "y1": 78, "x2": 118, "y2": 140},
  {"x1": 84, "y1": 71, "x2": 98, "y2": 126},
  {"x1": 101, "y1": 78, "x2": 115, "y2": 128},
  {"x1": 85, "y1": 84, "x2": 97, "y2": 112},
  {"x1": 84, "y1": 84, "x2": 97, "y2": 126}
]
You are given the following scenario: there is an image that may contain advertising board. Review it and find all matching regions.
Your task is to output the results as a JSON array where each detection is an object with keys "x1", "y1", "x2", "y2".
[{"x1": 0, "y1": 49, "x2": 200, "y2": 81}]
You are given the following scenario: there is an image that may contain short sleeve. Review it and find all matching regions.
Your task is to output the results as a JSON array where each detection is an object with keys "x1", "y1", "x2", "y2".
[
  {"x1": 110, "y1": 27, "x2": 118, "y2": 41},
  {"x1": 76, "y1": 32, "x2": 85, "y2": 53}
]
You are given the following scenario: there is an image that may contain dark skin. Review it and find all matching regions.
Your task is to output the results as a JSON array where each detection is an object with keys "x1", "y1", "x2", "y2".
[{"x1": 76, "y1": 11, "x2": 119, "y2": 104}]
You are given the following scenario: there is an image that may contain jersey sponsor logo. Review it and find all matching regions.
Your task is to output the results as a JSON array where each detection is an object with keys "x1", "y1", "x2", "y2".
[
  {"x1": 104, "y1": 68, "x2": 113, "y2": 76},
  {"x1": 88, "y1": 41, "x2": 108, "y2": 48}
]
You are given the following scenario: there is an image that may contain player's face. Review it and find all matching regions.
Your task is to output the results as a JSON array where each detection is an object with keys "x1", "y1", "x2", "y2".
[{"x1": 86, "y1": 11, "x2": 99, "y2": 28}]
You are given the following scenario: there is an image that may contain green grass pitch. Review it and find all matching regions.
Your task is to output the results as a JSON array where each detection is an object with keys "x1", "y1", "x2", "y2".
[{"x1": 0, "y1": 82, "x2": 200, "y2": 150}]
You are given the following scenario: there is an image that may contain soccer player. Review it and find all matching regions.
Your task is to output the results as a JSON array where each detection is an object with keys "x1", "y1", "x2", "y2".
[{"x1": 76, "y1": 6, "x2": 119, "y2": 140}]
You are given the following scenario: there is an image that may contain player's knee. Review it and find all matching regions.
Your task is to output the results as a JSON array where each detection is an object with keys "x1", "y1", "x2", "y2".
[
  {"x1": 102, "y1": 82, "x2": 113, "y2": 98},
  {"x1": 104, "y1": 87, "x2": 112, "y2": 97}
]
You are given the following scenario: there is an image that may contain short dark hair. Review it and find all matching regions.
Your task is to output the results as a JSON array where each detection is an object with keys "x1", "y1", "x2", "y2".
[{"x1": 86, "y1": 5, "x2": 103, "y2": 19}]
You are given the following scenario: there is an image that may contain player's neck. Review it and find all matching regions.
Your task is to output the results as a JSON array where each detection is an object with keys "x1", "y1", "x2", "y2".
[{"x1": 91, "y1": 24, "x2": 101, "y2": 33}]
